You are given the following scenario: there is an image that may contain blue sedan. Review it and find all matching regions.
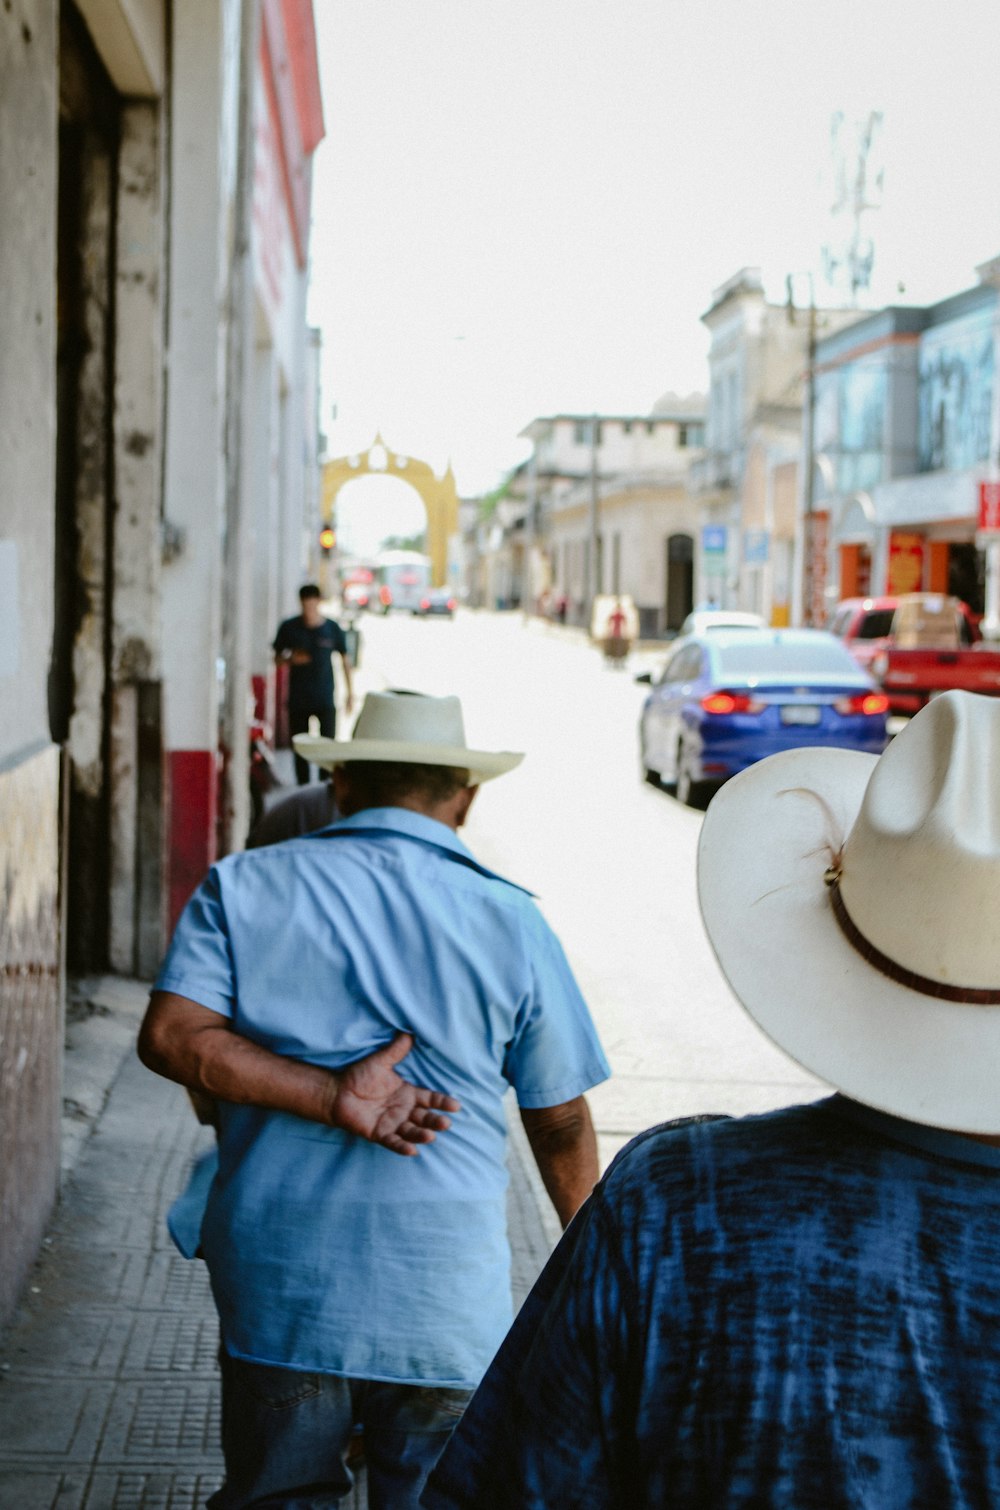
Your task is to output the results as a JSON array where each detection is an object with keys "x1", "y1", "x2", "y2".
[{"x1": 638, "y1": 628, "x2": 889, "y2": 807}]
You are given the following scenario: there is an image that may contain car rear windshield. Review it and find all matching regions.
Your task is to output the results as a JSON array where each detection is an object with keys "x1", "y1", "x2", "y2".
[
  {"x1": 714, "y1": 640, "x2": 857, "y2": 677},
  {"x1": 854, "y1": 610, "x2": 895, "y2": 639}
]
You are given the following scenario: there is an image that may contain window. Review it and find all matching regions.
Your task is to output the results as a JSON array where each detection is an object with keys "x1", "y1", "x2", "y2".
[
  {"x1": 854, "y1": 609, "x2": 895, "y2": 640},
  {"x1": 623, "y1": 420, "x2": 633, "y2": 435},
  {"x1": 666, "y1": 645, "x2": 702, "y2": 682},
  {"x1": 573, "y1": 420, "x2": 588, "y2": 444},
  {"x1": 715, "y1": 640, "x2": 856, "y2": 677}
]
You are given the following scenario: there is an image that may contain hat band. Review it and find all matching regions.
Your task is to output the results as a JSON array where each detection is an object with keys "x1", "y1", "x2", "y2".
[{"x1": 826, "y1": 872, "x2": 1000, "y2": 1005}]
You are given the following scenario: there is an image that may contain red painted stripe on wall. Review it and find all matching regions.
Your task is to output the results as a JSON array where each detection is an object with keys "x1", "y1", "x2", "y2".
[{"x1": 168, "y1": 750, "x2": 218, "y2": 934}]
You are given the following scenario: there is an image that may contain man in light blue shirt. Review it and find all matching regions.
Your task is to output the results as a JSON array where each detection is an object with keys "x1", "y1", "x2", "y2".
[{"x1": 139, "y1": 692, "x2": 609, "y2": 1510}]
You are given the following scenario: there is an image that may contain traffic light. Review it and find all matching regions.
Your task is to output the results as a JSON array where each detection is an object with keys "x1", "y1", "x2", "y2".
[{"x1": 319, "y1": 526, "x2": 335, "y2": 555}]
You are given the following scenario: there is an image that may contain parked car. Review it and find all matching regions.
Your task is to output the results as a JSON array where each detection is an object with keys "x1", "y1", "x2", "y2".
[
  {"x1": 676, "y1": 609, "x2": 767, "y2": 638},
  {"x1": 342, "y1": 579, "x2": 372, "y2": 612},
  {"x1": 829, "y1": 593, "x2": 1000, "y2": 713},
  {"x1": 636, "y1": 628, "x2": 889, "y2": 807},
  {"x1": 416, "y1": 587, "x2": 456, "y2": 617}
]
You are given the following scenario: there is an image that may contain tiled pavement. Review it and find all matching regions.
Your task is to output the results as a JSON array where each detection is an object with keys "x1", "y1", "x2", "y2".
[{"x1": 0, "y1": 992, "x2": 558, "y2": 1509}]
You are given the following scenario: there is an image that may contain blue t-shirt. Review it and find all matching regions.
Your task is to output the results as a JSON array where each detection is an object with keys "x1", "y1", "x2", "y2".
[
  {"x1": 155, "y1": 807, "x2": 609, "y2": 1387},
  {"x1": 425, "y1": 1097, "x2": 1000, "y2": 1508}
]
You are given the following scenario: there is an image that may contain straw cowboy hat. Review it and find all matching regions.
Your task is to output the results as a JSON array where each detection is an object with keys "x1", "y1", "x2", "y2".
[
  {"x1": 292, "y1": 691, "x2": 524, "y2": 785},
  {"x1": 698, "y1": 690, "x2": 1000, "y2": 1133}
]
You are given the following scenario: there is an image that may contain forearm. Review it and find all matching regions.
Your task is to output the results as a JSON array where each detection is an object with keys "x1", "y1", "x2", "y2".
[
  {"x1": 139, "y1": 992, "x2": 336, "y2": 1124},
  {"x1": 521, "y1": 1096, "x2": 599, "y2": 1229}
]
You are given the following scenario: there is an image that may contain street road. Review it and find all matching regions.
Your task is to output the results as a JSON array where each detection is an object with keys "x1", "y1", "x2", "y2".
[{"x1": 344, "y1": 607, "x2": 822, "y2": 1168}]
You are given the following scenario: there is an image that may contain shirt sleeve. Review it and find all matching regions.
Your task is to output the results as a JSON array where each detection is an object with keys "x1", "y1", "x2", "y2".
[
  {"x1": 153, "y1": 865, "x2": 237, "y2": 1019},
  {"x1": 503, "y1": 903, "x2": 610, "y2": 1108},
  {"x1": 272, "y1": 618, "x2": 292, "y2": 654},
  {"x1": 331, "y1": 620, "x2": 349, "y2": 654},
  {"x1": 422, "y1": 1188, "x2": 634, "y2": 1509}
]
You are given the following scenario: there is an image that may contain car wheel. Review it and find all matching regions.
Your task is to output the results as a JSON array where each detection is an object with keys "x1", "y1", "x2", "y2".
[
  {"x1": 639, "y1": 728, "x2": 662, "y2": 788},
  {"x1": 676, "y1": 741, "x2": 710, "y2": 809}
]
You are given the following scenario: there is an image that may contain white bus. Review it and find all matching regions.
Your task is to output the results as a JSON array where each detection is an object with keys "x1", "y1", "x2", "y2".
[{"x1": 373, "y1": 550, "x2": 432, "y2": 614}]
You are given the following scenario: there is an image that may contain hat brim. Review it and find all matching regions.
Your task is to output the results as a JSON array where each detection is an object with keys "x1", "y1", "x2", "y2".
[
  {"x1": 292, "y1": 734, "x2": 524, "y2": 785},
  {"x1": 698, "y1": 745, "x2": 1000, "y2": 1133}
]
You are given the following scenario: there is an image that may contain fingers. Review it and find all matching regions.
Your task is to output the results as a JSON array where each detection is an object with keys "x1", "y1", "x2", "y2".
[
  {"x1": 381, "y1": 1123, "x2": 435, "y2": 1155},
  {"x1": 413, "y1": 1088, "x2": 461, "y2": 1113}
]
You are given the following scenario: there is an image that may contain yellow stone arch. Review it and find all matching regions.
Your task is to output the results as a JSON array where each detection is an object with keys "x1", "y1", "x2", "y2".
[{"x1": 322, "y1": 435, "x2": 459, "y2": 588}]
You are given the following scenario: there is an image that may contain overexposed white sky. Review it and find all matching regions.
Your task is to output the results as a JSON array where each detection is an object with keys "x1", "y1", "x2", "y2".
[{"x1": 308, "y1": 0, "x2": 1000, "y2": 547}]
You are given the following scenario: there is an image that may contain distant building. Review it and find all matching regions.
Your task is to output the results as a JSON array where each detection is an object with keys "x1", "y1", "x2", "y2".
[
  {"x1": 518, "y1": 396, "x2": 706, "y2": 635},
  {"x1": 689, "y1": 267, "x2": 858, "y2": 624},
  {"x1": 809, "y1": 265, "x2": 998, "y2": 619}
]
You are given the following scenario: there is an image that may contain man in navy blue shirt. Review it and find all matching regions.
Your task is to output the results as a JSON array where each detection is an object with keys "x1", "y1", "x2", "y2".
[
  {"x1": 273, "y1": 583, "x2": 354, "y2": 783},
  {"x1": 425, "y1": 691, "x2": 1000, "y2": 1509}
]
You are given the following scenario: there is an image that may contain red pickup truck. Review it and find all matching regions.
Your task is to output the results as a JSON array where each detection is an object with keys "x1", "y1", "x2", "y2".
[{"x1": 829, "y1": 594, "x2": 1000, "y2": 715}]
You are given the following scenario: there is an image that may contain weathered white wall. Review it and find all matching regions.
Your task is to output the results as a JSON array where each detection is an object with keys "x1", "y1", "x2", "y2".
[
  {"x1": 0, "y1": 3, "x2": 58, "y2": 762},
  {"x1": 109, "y1": 100, "x2": 165, "y2": 975},
  {"x1": 161, "y1": 0, "x2": 230, "y2": 754}
]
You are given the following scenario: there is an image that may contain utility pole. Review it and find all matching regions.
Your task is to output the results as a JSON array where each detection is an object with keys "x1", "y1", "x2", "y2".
[
  {"x1": 587, "y1": 413, "x2": 600, "y2": 625},
  {"x1": 522, "y1": 447, "x2": 537, "y2": 621},
  {"x1": 789, "y1": 273, "x2": 818, "y2": 627}
]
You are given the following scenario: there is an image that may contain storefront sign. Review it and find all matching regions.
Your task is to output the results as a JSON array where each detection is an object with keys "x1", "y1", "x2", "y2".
[
  {"x1": 702, "y1": 525, "x2": 727, "y2": 576},
  {"x1": 887, "y1": 531, "x2": 925, "y2": 595},
  {"x1": 978, "y1": 481, "x2": 1000, "y2": 534},
  {"x1": 803, "y1": 510, "x2": 828, "y2": 627},
  {"x1": 743, "y1": 530, "x2": 769, "y2": 564}
]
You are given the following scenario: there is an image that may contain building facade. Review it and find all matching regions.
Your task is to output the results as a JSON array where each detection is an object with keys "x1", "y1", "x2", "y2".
[
  {"x1": 520, "y1": 397, "x2": 706, "y2": 635},
  {"x1": 0, "y1": 0, "x2": 324, "y2": 1324},
  {"x1": 689, "y1": 267, "x2": 858, "y2": 624},
  {"x1": 809, "y1": 267, "x2": 999, "y2": 624}
]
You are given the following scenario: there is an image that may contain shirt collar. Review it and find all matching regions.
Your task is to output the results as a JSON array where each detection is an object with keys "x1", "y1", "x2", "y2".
[
  {"x1": 306, "y1": 805, "x2": 535, "y2": 896},
  {"x1": 825, "y1": 1094, "x2": 1000, "y2": 1170}
]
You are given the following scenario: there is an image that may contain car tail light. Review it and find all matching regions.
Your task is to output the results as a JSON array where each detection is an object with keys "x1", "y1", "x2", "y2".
[
  {"x1": 834, "y1": 693, "x2": 889, "y2": 716},
  {"x1": 700, "y1": 691, "x2": 765, "y2": 715},
  {"x1": 420, "y1": 598, "x2": 430, "y2": 610},
  {"x1": 447, "y1": 599, "x2": 456, "y2": 610},
  {"x1": 380, "y1": 586, "x2": 392, "y2": 605},
  {"x1": 358, "y1": 594, "x2": 368, "y2": 607}
]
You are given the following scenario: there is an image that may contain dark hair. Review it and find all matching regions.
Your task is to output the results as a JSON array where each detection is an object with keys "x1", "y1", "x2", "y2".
[
  {"x1": 299, "y1": 583, "x2": 322, "y2": 601},
  {"x1": 338, "y1": 761, "x2": 470, "y2": 810}
]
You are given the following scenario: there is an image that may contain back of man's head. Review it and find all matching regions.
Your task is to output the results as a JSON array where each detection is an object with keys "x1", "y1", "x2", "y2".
[
  {"x1": 336, "y1": 761, "x2": 470, "y2": 816},
  {"x1": 299, "y1": 583, "x2": 322, "y2": 602}
]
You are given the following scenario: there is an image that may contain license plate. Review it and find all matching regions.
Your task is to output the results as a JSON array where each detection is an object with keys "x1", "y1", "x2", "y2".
[{"x1": 780, "y1": 705, "x2": 821, "y2": 726}]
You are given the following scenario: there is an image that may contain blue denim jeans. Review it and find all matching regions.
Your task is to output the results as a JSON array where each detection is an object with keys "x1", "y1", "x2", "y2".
[{"x1": 207, "y1": 1350, "x2": 473, "y2": 1509}]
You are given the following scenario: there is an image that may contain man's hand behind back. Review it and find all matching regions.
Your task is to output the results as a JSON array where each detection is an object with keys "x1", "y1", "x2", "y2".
[
  {"x1": 139, "y1": 995, "x2": 459, "y2": 1157},
  {"x1": 331, "y1": 1032, "x2": 459, "y2": 1155}
]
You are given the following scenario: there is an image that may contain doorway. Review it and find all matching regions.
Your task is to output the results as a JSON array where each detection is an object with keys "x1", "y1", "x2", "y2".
[
  {"x1": 52, "y1": 3, "x2": 121, "y2": 971},
  {"x1": 665, "y1": 533, "x2": 694, "y2": 630}
]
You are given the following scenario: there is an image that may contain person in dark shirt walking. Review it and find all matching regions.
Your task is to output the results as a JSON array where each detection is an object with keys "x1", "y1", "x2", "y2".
[{"x1": 273, "y1": 583, "x2": 354, "y2": 784}]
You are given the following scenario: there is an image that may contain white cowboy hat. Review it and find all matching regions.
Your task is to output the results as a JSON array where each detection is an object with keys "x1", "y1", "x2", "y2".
[
  {"x1": 293, "y1": 691, "x2": 524, "y2": 785},
  {"x1": 697, "y1": 690, "x2": 1000, "y2": 1133}
]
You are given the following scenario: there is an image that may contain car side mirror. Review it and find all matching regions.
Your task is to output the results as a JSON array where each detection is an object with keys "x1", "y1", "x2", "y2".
[{"x1": 634, "y1": 671, "x2": 652, "y2": 685}]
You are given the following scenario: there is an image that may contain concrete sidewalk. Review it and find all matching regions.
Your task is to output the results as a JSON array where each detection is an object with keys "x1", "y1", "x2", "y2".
[{"x1": 0, "y1": 979, "x2": 559, "y2": 1508}]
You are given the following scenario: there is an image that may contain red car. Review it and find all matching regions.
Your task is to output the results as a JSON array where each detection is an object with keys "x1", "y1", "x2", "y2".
[{"x1": 829, "y1": 594, "x2": 1000, "y2": 714}]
